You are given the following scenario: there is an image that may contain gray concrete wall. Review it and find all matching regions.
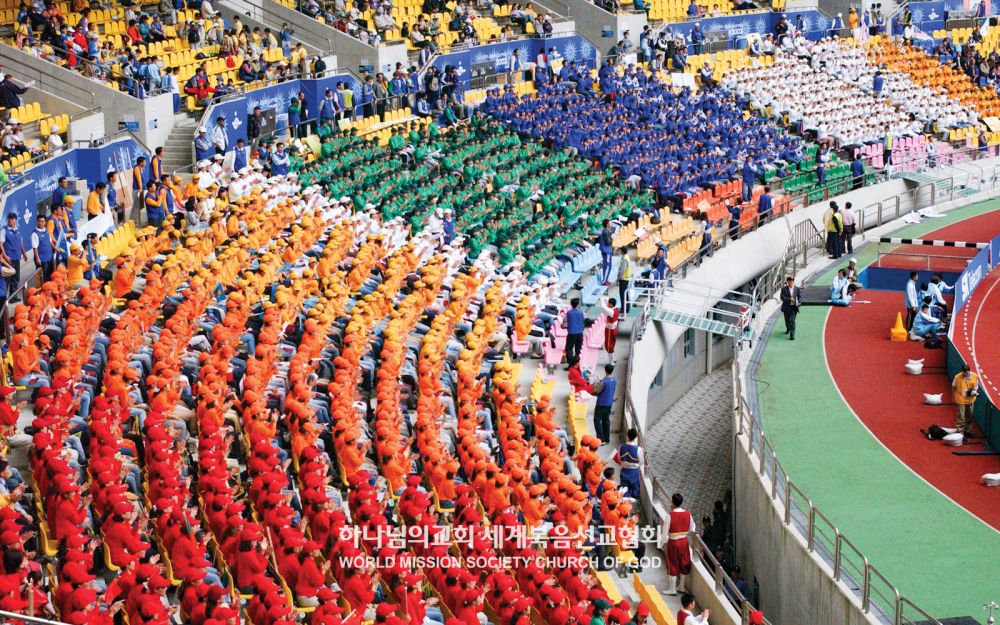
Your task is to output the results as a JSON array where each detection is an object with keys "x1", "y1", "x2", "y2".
[
  {"x1": 222, "y1": 0, "x2": 407, "y2": 73},
  {"x1": 643, "y1": 322, "x2": 732, "y2": 424},
  {"x1": 732, "y1": 427, "x2": 880, "y2": 625},
  {"x1": 688, "y1": 559, "x2": 745, "y2": 625},
  {"x1": 67, "y1": 111, "x2": 106, "y2": 143},
  {"x1": 546, "y1": 0, "x2": 646, "y2": 52},
  {"x1": 0, "y1": 43, "x2": 171, "y2": 148}
]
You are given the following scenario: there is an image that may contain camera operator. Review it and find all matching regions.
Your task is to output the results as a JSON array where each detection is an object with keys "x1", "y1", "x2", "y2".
[{"x1": 952, "y1": 364, "x2": 980, "y2": 443}]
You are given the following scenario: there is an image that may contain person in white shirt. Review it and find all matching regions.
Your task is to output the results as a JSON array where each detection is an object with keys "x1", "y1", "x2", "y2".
[
  {"x1": 928, "y1": 273, "x2": 952, "y2": 312},
  {"x1": 599, "y1": 296, "x2": 620, "y2": 366},
  {"x1": 200, "y1": 0, "x2": 219, "y2": 17},
  {"x1": 678, "y1": 594, "x2": 711, "y2": 625},
  {"x1": 210, "y1": 116, "x2": 228, "y2": 154},
  {"x1": 46, "y1": 130, "x2": 64, "y2": 152}
]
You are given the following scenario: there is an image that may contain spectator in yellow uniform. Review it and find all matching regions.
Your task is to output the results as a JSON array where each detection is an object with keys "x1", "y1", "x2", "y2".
[{"x1": 87, "y1": 182, "x2": 107, "y2": 219}]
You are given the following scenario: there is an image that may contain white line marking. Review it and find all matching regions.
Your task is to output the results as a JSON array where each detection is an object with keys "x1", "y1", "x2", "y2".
[{"x1": 967, "y1": 269, "x2": 1000, "y2": 406}]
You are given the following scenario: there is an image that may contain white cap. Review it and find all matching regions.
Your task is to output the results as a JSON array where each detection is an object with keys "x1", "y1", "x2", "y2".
[
  {"x1": 197, "y1": 126, "x2": 207, "y2": 133},
  {"x1": 213, "y1": 154, "x2": 224, "y2": 160},
  {"x1": 7, "y1": 118, "x2": 18, "y2": 125}
]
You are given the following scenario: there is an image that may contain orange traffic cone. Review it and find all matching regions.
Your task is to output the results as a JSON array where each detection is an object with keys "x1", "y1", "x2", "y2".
[{"x1": 890, "y1": 313, "x2": 908, "y2": 341}]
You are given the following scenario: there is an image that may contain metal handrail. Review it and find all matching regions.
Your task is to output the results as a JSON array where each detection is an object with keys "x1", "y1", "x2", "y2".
[
  {"x1": 68, "y1": 105, "x2": 102, "y2": 121},
  {"x1": 0, "y1": 609, "x2": 72, "y2": 625},
  {"x1": 2, "y1": 128, "x2": 151, "y2": 187}
]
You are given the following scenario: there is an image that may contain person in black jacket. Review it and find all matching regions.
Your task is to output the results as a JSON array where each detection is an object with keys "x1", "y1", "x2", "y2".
[
  {"x1": 0, "y1": 75, "x2": 28, "y2": 110},
  {"x1": 780, "y1": 276, "x2": 801, "y2": 340},
  {"x1": 296, "y1": 90, "x2": 310, "y2": 136},
  {"x1": 247, "y1": 106, "x2": 264, "y2": 147}
]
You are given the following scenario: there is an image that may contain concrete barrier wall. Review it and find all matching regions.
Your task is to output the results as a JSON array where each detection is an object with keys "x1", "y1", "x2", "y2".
[
  {"x1": 67, "y1": 111, "x2": 106, "y2": 144},
  {"x1": 688, "y1": 559, "x2": 745, "y2": 625},
  {"x1": 0, "y1": 43, "x2": 172, "y2": 148},
  {"x1": 732, "y1": 427, "x2": 880, "y2": 625},
  {"x1": 627, "y1": 220, "x2": 790, "y2": 430},
  {"x1": 554, "y1": 0, "x2": 646, "y2": 51}
]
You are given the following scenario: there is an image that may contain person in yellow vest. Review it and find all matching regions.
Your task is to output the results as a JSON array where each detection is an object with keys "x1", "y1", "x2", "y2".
[
  {"x1": 132, "y1": 156, "x2": 146, "y2": 215},
  {"x1": 617, "y1": 247, "x2": 632, "y2": 314},
  {"x1": 86, "y1": 182, "x2": 106, "y2": 220},
  {"x1": 66, "y1": 243, "x2": 88, "y2": 288},
  {"x1": 883, "y1": 127, "x2": 893, "y2": 167},
  {"x1": 151, "y1": 147, "x2": 164, "y2": 181},
  {"x1": 952, "y1": 364, "x2": 980, "y2": 441}
]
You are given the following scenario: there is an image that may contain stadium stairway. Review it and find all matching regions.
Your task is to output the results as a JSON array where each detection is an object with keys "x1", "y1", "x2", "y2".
[{"x1": 162, "y1": 111, "x2": 201, "y2": 174}]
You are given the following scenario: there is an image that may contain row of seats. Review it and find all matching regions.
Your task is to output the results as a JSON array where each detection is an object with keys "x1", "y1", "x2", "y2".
[
  {"x1": 580, "y1": 256, "x2": 622, "y2": 305},
  {"x1": 2, "y1": 151, "x2": 36, "y2": 174},
  {"x1": 681, "y1": 48, "x2": 767, "y2": 85},
  {"x1": 614, "y1": 210, "x2": 696, "y2": 249},
  {"x1": 7, "y1": 101, "x2": 47, "y2": 125},
  {"x1": 632, "y1": 217, "x2": 699, "y2": 259},
  {"x1": 646, "y1": 1, "x2": 765, "y2": 23},
  {"x1": 38, "y1": 114, "x2": 69, "y2": 138},
  {"x1": 93, "y1": 220, "x2": 139, "y2": 260}
]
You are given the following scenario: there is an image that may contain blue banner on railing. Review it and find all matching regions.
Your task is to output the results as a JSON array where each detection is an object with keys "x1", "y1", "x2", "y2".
[
  {"x1": 954, "y1": 243, "x2": 992, "y2": 313},
  {"x1": 907, "y1": 0, "x2": 969, "y2": 35},
  {"x1": 202, "y1": 36, "x2": 597, "y2": 153},
  {"x1": 202, "y1": 72, "x2": 358, "y2": 153},
  {"x1": 429, "y1": 35, "x2": 597, "y2": 80},
  {"x1": 0, "y1": 137, "x2": 146, "y2": 245},
  {"x1": 992, "y1": 235, "x2": 1000, "y2": 267}
]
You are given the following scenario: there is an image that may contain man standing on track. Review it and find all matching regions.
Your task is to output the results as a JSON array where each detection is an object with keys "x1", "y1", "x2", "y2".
[
  {"x1": 905, "y1": 271, "x2": 919, "y2": 330},
  {"x1": 780, "y1": 276, "x2": 801, "y2": 340},
  {"x1": 952, "y1": 364, "x2": 980, "y2": 442}
]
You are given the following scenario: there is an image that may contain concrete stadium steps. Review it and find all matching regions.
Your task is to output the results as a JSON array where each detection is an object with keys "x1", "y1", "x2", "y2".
[{"x1": 161, "y1": 112, "x2": 200, "y2": 174}]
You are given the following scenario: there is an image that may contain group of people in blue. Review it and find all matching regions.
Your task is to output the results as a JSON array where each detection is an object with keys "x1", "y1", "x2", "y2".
[{"x1": 480, "y1": 62, "x2": 800, "y2": 205}]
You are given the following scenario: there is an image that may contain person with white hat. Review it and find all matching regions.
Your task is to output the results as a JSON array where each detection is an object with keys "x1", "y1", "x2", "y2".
[
  {"x1": 46, "y1": 128, "x2": 64, "y2": 153},
  {"x1": 194, "y1": 126, "x2": 213, "y2": 161}
]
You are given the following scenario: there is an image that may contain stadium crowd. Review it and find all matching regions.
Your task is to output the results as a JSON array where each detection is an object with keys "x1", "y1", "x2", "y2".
[
  {"x1": 0, "y1": 109, "x2": 758, "y2": 624},
  {"x1": 12, "y1": 1, "x2": 1000, "y2": 622}
]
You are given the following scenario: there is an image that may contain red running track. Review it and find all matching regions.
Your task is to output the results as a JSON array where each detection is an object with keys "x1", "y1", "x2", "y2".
[
  {"x1": 825, "y1": 209, "x2": 1000, "y2": 531},
  {"x1": 876, "y1": 247, "x2": 975, "y2": 273},
  {"x1": 825, "y1": 291, "x2": 1000, "y2": 531}
]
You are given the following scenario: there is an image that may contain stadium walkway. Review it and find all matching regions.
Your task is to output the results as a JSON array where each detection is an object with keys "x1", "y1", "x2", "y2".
[
  {"x1": 645, "y1": 369, "x2": 733, "y2": 523},
  {"x1": 755, "y1": 198, "x2": 1000, "y2": 623}
]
